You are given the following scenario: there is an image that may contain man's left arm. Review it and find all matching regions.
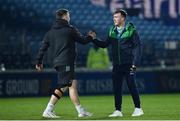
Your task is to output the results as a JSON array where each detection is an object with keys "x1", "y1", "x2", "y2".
[{"x1": 132, "y1": 31, "x2": 142, "y2": 67}]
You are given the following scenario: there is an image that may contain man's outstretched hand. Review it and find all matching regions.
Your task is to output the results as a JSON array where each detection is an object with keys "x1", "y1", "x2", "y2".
[
  {"x1": 88, "y1": 30, "x2": 96, "y2": 39},
  {"x1": 36, "y1": 64, "x2": 43, "y2": 71}
]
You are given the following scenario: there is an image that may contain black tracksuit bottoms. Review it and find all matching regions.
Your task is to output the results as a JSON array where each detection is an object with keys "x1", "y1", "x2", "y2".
[{"x1": 112, "y1": 64, "x2": 141, "y2": 111}]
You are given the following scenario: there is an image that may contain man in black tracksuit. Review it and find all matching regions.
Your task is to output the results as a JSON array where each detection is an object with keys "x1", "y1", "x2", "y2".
[
  {"x1": 92, "y1": 9, "x2": 144, "y2": 117},
  {"x1": 36, "y1": 9, "x2": 92, "y2": 118}
]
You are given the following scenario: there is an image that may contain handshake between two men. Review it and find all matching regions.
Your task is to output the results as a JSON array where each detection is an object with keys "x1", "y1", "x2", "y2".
[{"x1": 88, "y1": 30, "x2": 96, "y2": 40}]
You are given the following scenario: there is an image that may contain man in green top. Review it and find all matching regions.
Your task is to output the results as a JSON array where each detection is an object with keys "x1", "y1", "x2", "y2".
[{"x1": 90, "y1": 9, "x2": 143, "y2": 117}]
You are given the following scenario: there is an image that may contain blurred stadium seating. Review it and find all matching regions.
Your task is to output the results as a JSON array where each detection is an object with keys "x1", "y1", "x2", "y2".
[{"x1": 0, "y1": 0, "x2": 180, "y2": 69}]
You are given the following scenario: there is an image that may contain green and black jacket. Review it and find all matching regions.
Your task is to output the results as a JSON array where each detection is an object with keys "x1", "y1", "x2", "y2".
[{"x1": 93, "y1": 22, "x2": 142, "y2": 66}]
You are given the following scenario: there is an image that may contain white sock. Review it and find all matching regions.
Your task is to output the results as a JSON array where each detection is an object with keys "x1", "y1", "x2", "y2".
[
  {"x1": 75, "y1": 105, "x2": 83, "y2": 114},
  {"x1": 45, "y1": 102, "x2": 54, "y2": 112}
]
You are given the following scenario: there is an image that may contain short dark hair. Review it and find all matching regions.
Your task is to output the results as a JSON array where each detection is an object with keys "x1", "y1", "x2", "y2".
[
  {"x1": 113, "y1": 9, "x2": 127, "y2": 18},
  {"x1": 56, "y1": 9, "x2": 69, "y2": 19}
]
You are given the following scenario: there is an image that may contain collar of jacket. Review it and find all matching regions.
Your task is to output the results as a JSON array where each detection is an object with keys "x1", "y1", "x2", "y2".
[
  {"x1": 52, "y1": 19, "x2": 70, "y2": 29},
  {"x1": 109, "y1": 22, "x2": 136, "y2": 39}
]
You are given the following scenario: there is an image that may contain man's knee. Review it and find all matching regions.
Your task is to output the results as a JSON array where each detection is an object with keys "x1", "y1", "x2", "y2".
[
  {"x1": 69, "y1": 80, "x2": 77, "y2": 88},
  {"x1": 53, "y1": 87, "x2": 67, "y2": 99}
]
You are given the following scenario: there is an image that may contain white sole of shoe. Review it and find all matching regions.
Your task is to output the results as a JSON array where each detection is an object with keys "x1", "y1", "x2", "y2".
[
  {"x1": 132, "y1": 112, "x2": 144, "y2": 117},
  {"x1": 42, "y1": 115, "x2": 60, "y2": 118},
  {"x1": 42, "y1": 113, "x2": 60, "y2": 118},
  {"x1": 108, "y1": 114, "x2": 123, "y2": 117},
  {"x1": 78, "y1": 114, "x2": 93, "y2": 118}
]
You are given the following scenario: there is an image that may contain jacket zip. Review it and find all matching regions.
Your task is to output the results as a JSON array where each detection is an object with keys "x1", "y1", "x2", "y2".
[
  {"x1": 117, "y1": 27, "x2": 126, "y2": 65},
  {"x1": 117, "y1": 41, "x2": 121, "y2": 64}
]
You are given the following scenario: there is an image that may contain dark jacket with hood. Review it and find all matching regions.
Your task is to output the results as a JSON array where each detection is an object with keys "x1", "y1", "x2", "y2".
[
  {"x1": 93, "y1": 22, "x2": 142, "y2": 66},
  {"x1": 36, "y1": 19, "x2": 92, "y2": 67}
]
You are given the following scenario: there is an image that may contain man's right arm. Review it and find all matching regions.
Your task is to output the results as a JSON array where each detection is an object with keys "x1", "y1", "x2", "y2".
[
  {"x1": 71, "y1": 26, "x2": 93, "y2": 44},
  {"x1": 92, "y1": 37, "x2": 111, "y2": 48}
]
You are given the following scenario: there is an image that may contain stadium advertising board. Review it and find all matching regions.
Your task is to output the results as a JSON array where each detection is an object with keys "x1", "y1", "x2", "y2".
[
  {"x1": 0, "y1": 70, "x2": 180, "y2": 97},
  {"x1": 0, "y1": 72, "x2": 57, "y2": 97}
]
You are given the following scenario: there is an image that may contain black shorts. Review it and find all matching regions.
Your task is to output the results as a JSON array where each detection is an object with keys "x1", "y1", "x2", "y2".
[{"x1": 55, "y1": 65, "x2": 75, "y2": 88}]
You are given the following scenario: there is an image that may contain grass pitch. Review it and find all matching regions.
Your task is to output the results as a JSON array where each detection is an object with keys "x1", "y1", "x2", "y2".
[{"x1": 0, "y1": 94, "x2": 180, "y2": 120}]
